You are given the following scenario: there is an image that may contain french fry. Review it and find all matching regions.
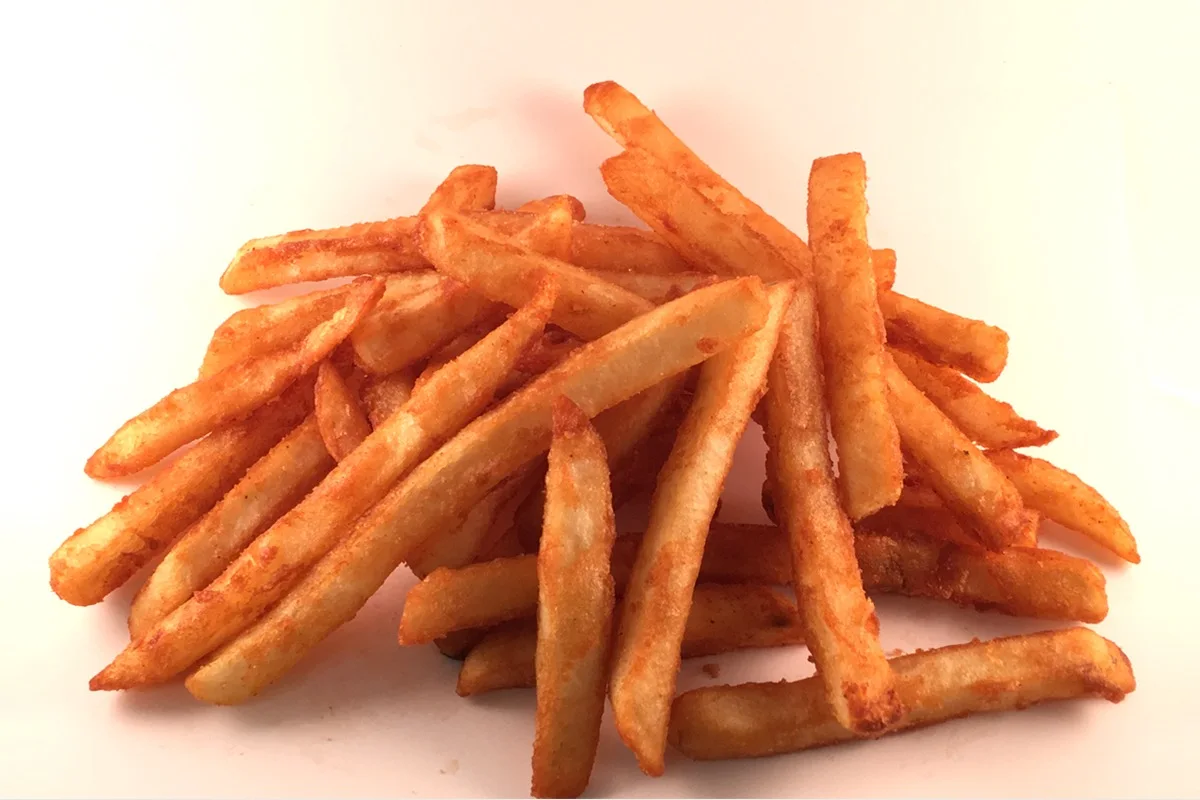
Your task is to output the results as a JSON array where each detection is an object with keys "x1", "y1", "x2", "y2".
[
  {"x1": 872, "y1": 248, "x2": 897, "y2": 291},
  {"x1": 495, "y1": 330, "x2": 583, "y2": 400},
  {"x1": 92, "y1": 280, "x2": 559, "y2": 691},
  {"x1": 314, "y1": 360, "x2": 372, "y2": 461},
  {"x1": 457, "y1": 585, "x2": 805, "y2": 697},
  {"x1": 510, "y1": 196, "x2": 575, "y2": 262},
  {"x1": 517, "y1": 194, "x2": 587, "y2": 222},
  {"x1": 858, "y1": 504, "x2": 981, "y2": 549},
  {"x1": 568, "y1": 223, "x2": 692, "y2": 274},
  {"x1": 85, "y1": 278, "x2": 383, "y2": 479},
  {"x1": 49, "y1": 384, "x2": 311, "y2": 606},
  {"x1": 182, "y1": 278, "x2": 769, "y2": 704},
  {"x1": 668, "y1": 628, "x2": 1135, "y2": 760},
  {"x1": 880, "y1": 290, "x2": 1009, "y2": 383},
  {"x1": 807, "y1": 153, "x2": 903, "y2": 519},
  {"x1": 696, "y1": 523, "x2": 791, "y2": 586},
  {"x1": 883, "y1": 354, "x2": 1038, "y2": 549},
  {"x1": 359, "y1": 369, "x2": 415, "y2": 428},
  {"x1": 986, "y1": 449, "x2": 1139, "y2": 563},
  {"x1": 532, "y1": 398, "x2": 617, "y2": 798},
  {"x1": 419, "y1": 211, "x2": 655, "y2": 339},
  {"x1": 218, "y1": 166, "x2": 497, "y2": 294},
  {"x1": 583, "y1": 270, "x2": 719, "y2": 304},
  {"x1": 413, "y1": 328, "x2": 494, "y2": 394},
  {"x1": 764, "y1": 287, "x2": 901, "y2": 734},
  {"x1": 890, "y1": 348, "x2": 1056, "y2": 448},
  {"x1": 609, "y1": 282, "x2": 793, "y2": 776},
  {"x1": 400, "y1": 556, "x2": 539, "y2": 645},
  {"x1": 127, "y1": 416, "x2": 334, "y2": 636}
]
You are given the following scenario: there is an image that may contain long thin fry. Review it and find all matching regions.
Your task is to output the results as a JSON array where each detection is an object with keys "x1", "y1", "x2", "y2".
[
  {"x1": 668, "y1": 628, "x2": 1135, "y2": 760},
  {"x1": 986, "y1": 449, "x2": 1139, "y2": 563},
  {"x1": 584, "y1": 270, "x2": 719, "y2": 304},
  {"x1": 517, "y1": 194, "x2": 587, "y2": 221},
  {"x1": 127, "y1": 416, "x2": 334, "y2": 636},
  {"x1": 91, "y1": 280, "x2": 559, "y2": 691},
  {"x1": 181, "y1": 278, "x2": 769, "y2": 704},
  {"x1": 85, "y1": 278, "x2": 383, "y2": 478},
  {"x1": 49, "y1": 385, "x2": 311, "y2": 606},
  {"x1": 883, "y1": 354, "x2": 1038, "y2": 549},
  {"x1": 880, "y1": 290, "x2": 1009, "y2": 383},
  {"x1": 314, "y1": 360, "x2": 372, "y2": 461},
  {"x1": 610, "y1": 282, "x2": 793, "y2": 776},
  {"x1": 808, "y1": 153, "x2": 903, "y2": 519},
  {"x1": 568, "y1": 223, "x2": 692, "y2": 274},
  {"x1": 532, "y1": 398, "x2": 616, "y2": 798},
  {"x1": 764, "y1": 287, "x2": 901, "y2": 734}
]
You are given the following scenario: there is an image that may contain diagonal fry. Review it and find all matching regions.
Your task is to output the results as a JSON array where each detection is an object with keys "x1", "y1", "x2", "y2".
[
  {"x1": 182, "y1": 277, "x2": 769, "y2": 704},
  {"x1": 764, "y1": 286, "x2": 902, "y2": 734},
  {"x1": 517, "y1": 194, "x2": 587, "y2": 222},
  {"x1": 881, "y1": 289, "x2": 1009, "y2": 383},
  {"x1": 808, "y1": 153, "x2": 903, "y2": 519},
  {"x1": 49, "y1": 384, "x2": 312, "y2": 606},
  {"x1": 85, "y1": 277, "x2": 383, "y2": 479},
  {"x1": 91, "y1": 280, "x2": 559, "y2": 691},
  {"x1": 532, "y1": 398, "x2": 617, "y2": 799},
  {"x1": 857, "y1": 503, "x2": 981, "y2": 549},
  {"x1": 568, "y1": 223, "x2": 692, "y2": 274},
  {"x1": 883, "y1": 354, "x2": 1038, "y2": 549},
  {"x1": 419, "y1": 211, "x2": 655, "y2": 339},
  {"x1": 668, "y1": 628, "x2": 1135, "y2": 760},
  {"x1": 313, "y1": 360, "x2": 372, "y2": 461},
  {"x1": 419, "y1": 165, "x2": 498, "y2": 214},
  {"x1": 127, "y1": 415, "x2": 334, "y2": 636},
  {"x1": 584, "y1": 270, "x2": 719, "y2": 304},
  {"x1": 609, "y1": 282, "x2": 793, "y2": 776},
  {"x1": 510, "y1": 196, "x2": 575, "y2": 262},
  {"x1": 986, "y1": 448, "x2": 1139, "y2": 563}
]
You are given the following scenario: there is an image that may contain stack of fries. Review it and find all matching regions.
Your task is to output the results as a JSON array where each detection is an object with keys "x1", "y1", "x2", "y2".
[{"x1": 50, "y1": 82, "x2": 1138, "y2": 798}]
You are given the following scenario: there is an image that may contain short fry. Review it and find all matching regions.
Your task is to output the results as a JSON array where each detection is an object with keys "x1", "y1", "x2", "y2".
[
  {"x1": 517, "y1": 194, "x2": 587, "y2": 222},
  {"x1": 510, "y1": 196, "x2": 575, "y2": 262},
  {"x1": 420, "y1": 165, "x2": 498, "y2": 214},
  {"x1": 400, "y1": 556, "x2": 539, "y2": 644},
  {"x1": 359, "y1": 369, "x2": 415, "y2": 428},
  {"x1": 668, "y1": 628, "x2": 1135, "y2": 760},
  {"x1": 568, "y1": 223, "x2": 692, "y2": 274},
  {"x1": 314, "y1": 360, "x2": 372, "y2": 461},
  {"x1": 880, "y1": 290, "x2": 1009, "y2": 383}
]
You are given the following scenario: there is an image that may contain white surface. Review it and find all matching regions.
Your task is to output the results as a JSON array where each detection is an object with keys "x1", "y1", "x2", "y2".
[{"x1": 1, "y1": 1, "x2": 1197, "y2": 797}]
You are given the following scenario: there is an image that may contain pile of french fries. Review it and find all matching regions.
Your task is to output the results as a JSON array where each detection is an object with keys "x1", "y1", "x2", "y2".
[{"x1": 50, "y1": 82, "x2": 1138, "y2": 798}]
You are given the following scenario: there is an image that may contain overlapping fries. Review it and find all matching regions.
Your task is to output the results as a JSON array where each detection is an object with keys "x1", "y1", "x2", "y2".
[{"x1": 50, "y1": 80, "x2": 1138, "y2": 798}]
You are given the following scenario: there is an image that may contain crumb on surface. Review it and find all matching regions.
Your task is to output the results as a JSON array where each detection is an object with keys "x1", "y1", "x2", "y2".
[{"x1": 701, "y1": 663, "x2": 721, "y2": 679}]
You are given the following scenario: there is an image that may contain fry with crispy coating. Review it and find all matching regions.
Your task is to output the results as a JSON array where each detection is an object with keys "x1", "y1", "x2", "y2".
[
  {"x1": 610, "y1": 282, "x2": 793, "y2": 776},
  {"x1": 881, "y1": 290, "x2": 1009, "y2": 383},
  {"x1": 568, "y1": 223, "x2": 692, "y2": 274},
  {"x1": 314, "y1": 361, "x2": 371, "y2": 461},
  {"x1": 584, "y1": 270, "x2": 718, "y2": 304},
  {"x1": 420, "y1": 165, "x2": 499, "y2": 214},
  {"x1": 510, "y1": 196, "x2": 575, "y2": 262},
  {"x1": 808, "y1": 153, "x2": 903, "y2": 519},
  {"x1": 92, "y1": 281, "x2": 558, "y2": 691},
  {"x1": 85, "y1": 278, "x2": 383, "y2": 479},
  {"x1": 532, "y1": 398, "x2": 616, "y2": 798},
  {"x1": 181, "y1": 278, "x2": 770, "y2": 703},
  {"x1": 890, "y1": 348, "x2": 1056, "y2": 448},
  {"x1": 858, "y1": 504, "x2": 981, "y2": 549},
  {"x1": 517, "y1": 194, "x2": 587, "y2": 222},
  {"x1": 669, "y1": 627, "x2": 1135, "y2": 760},
  {"x1": 127, "y1": 416, "x2": 334, "y2": 636},
  {"x1": 419, "y1": 211, "x2": 654, "y2": 339},
  {"x1": 872, "y1": 248, "x2": 897, "y2": 291},
  {"x1": 986, "y1": 448, "x2": 1139, "y2": 563},
  {"x1": 400, "y1": 556, "x2": 539, "y2": 644},
  {"x1": 49, "y1": 385, "x2": 311, "y2": 606},
  {"x1": 883, "y1": 354, "x2": 1038, "y2": 549},
  {"x1": 359, "y1": 369, "x2": 415, "y2": 428},
  {"x1": 765, "y1": 286, "x2": 901, "y2": 734}
]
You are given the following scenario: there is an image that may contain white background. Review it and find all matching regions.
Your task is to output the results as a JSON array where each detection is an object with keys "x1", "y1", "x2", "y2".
[{"x1": 2, "y1": 1, "x2": 1198, "y2": 797}]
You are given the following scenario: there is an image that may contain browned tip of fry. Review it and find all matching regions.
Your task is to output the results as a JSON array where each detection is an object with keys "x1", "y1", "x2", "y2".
[
  {"x1": 517, "y1": 195, "x2": 587, "y2": 222},
  {"x1": 551, "y1": 396, "x2": 590, "y2": 438},
  {"x1": 583, "y1": 80, "x2": 624, "y2": 111}
]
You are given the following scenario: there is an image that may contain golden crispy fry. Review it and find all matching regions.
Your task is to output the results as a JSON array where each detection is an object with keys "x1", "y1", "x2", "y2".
[
  {"x1": 495, "y1": 330, "x2": 583, "y2": 401},
  {"x1": 400, "y1": 556, "x2": 539, "y2": 644},
  {"x1": 532, "y1": 398, "x2": 616, "y2": 798},
  {"x1": 92, "y1": 281, "x2": 559, "y2": 691},
  {"x1": 314, "y1": 360, "x2": 372, "y2": 461},
  {"x1": 986, "y1": 448, "x2": 1139, "y2": 563},
  {"x1": 568, "y1": 223, "x2": 692, "y2": 274},
  {"x1": 181, "y1": 278, "x2": 769, "y2": 703},
  {"x1": 419, "y1": 211, "x2": 655, "y2": 339},
  {"x1": 510, "y1": 197, "x2": 575, "y2": 262},
  {"x1": 420, "y1": 165, "x2": 498, "y2": 214},
  {"x1": 85, "y1": 278, "x2": 382, "y2": 479},
  {"x1": 413, "y1": 328, "x2": 493, "y2": 394},
  {"x1": 127, "y1": 416, "x2": 334, "y2": 636},
  {"x1": 669, "y1": 627, "x2": 1135, "y2": 760},
  {"x1": 807, "y1": 154, "x2": 903, "y2": 519},
  {"x1": 584, "y1": 80, "x2": 813, "y2": 276},
  {"x1": 610, "y1": 282, "x2": 793, "y2": 776},
  {"x1": 764, "y1": 286, "x2": 901, "y2": 734},
  {"x1": 890, "y1": 348, "x2": 1056, "y2": 448},
  {"x1": 457, "y1": 585, "x2": 805, "y2": 697},
  {"x1": 883, "y1": 355, "x2": 1038, "y2": 549},
  {"x1": 518, "y1": 194, "x2": 587, "y2": 222},
  {"x1": 858, "y1": 504, "x2": 981, "y2": 549},
  {"x1": 433, "y1": 630, "x2": 488, "y2": 661},
  {"x1": 696, "y1": 523, "x2": 791, "y2": 585},
  {"x1": 584, "y1": 270, "x2": 719, "y2": 304},
  {"x1": 350, "y1": 278, "x2": 502, "y2": 375},
  {"x1": 49, "y1": 385, "x2": 311, "y2": 606},
  {"x1": 872, "y1": 248, "x2": 897, "y2": 291},
  {"x1": 880, "y1": 290, "x2": 1009, "y2": 383},
  {"x1": 601, "y1": 149, "x2": 795, "y2": 280},
  {"x1": 359, "y1": 369, "x2": 415, "y2": 428}
]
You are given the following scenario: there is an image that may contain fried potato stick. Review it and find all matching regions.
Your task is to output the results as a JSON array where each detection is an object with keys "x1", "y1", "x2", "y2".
[
  {"x1": 359, "y1": 369, "x2": 415, "y2": 428},
  {"x1": 420, "y1": 164, "x2": 498, "y2": 214},
  {"x1": 314, "y1": 360, "x2": 372, "y2": 461},
  {"x1": 880, "y1": 290, "x2": 1009, "y2": 383},
  {"x1": 568, "y1": 223, "x2": 692, "y2": 274},
  {"x1": 584, "y1": 270, "x2": 718, "y2": 304},
  {"x1": 517, "y1": 194, "x2": 587, "y2": 222}
]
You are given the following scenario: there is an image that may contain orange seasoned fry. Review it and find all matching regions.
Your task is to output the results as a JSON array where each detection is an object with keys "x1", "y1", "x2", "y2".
[
  {"x1": 314, "y1": 360, "x2": 372, "y2": 461},
  {"x1": 764, "y1": 286, "x2": 901, "y2": 734},
  {"x1": 986, "y1": 448, "x2": 1139, "y2": 563},
  {"x1": 890, "y1": 348, "x2": 1056, "y2": 448},
  {"x1": 858, "y1": 504, "x2": 981, "y2": 549},
  {"x1": 92, "y1": 281, "x2": 558, "y2": 692},
  {"x1": 807, "y1": 153, "x2": 903, "y2": 519},
  {"x1": 510, "y1": 197, "x2": 575, "y2": 262},
  {"x1": 883, "y1": 354, "x2": 1038, "y2": 549},
  {"x1": 85, "y1": 278, "x2": 383, "y2": 479},
  {"x1": 49, "y1": 385, "x2": 311, "y2": 606},
  {"x1": 669, "y1": 628, "x2": 1135, "y2": 760},
  {"x1": 359, "y1": 369, "x2": 415, "y2": 428},
  {"x1": 400, "y1": 556, "x2": 539, "y2": 645},
  {"x1": 583, "y1": 270, "x2": 718, "y2": 304},
  {"x1": 420, "y1": 165, "x2": 498, "y2": 214},
  {"x1": 610, "y1": 282, "x2": 793, "y2": 776},
  {"x1": 517, "y1": 194, "x2": 587, "y2": 222},
  {"x1": 127, "y1": 416, "x2": 334, "y2": 636},
  {"x1": 880, "y1": 289, "x2": 1009, "y2": 383},
  {"x1": 872, "y1": 248, "x2": 897, "y2": 291},
  {"x1": 532, "y1": 398, "x2": 616, "y2": 798},
  {"x1": 568, "y1": 223, "x2": 692, "y2": 274}
]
